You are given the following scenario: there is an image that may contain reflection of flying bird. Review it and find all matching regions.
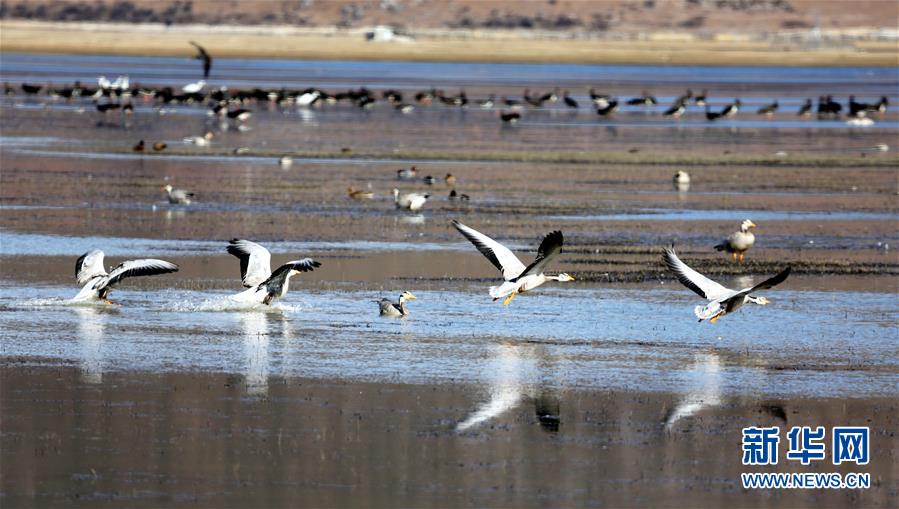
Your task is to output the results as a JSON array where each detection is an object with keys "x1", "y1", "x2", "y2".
[
  {"x1": 227, "y1": 239, "x2": 321, "y2": 305},
  {"x1": 377, "y1": 291, "x2": 416, "y2": 317},
  {"x1": 662, "y1": 248, "x2": 790, "y2": 323},
  {"x1": 189, "y1": 41, "x2": 212, "y2": 78},
  {"x1": 664, "y1": 352, "x2": 721, "y2": 429},
  {"x1": 452, "y1": 220, "x2": 574, "y2": 305},
  {"x1": 72, "y1": 250, "x2": 179, "y2": 303}
]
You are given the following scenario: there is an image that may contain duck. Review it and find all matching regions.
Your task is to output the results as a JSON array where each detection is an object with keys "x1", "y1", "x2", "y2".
[
  {"x1": 393, "y1": 189, "x2": 429, "y2": 211},
  {"x1": 562, "y1": 90, "x2": 578, "y2": 109},
  {"x1": 71, "y1": 250, "x2": 179, "y2": 303},
  {"x1": 278, "y1": 156, "x2": 293, "y2": 169},
  {"x1": 444, "y1": 173, "x2": 457, "y2": 186},
  {"x1": 596, "y1": 100, "x2": 619, "y2": 116},
  {"x1": 664, "y1": 99, "x2": 686, "y2": 118},
  {"x1": 662, "y1": 248, "x2": 790, "y2": 324},
  {"x1": 396, "y1": 166, "x2": 418, "y2": 180},
  {"x1": 500, "y1": 111, "x2": 521, "y2": 123},
  {"x1": 720, "y1": 99, "x2": 741, "y2": 117},
  {"x1": 348, "y1": 187, "x2": 374, "y2": 200},
  {"x1": 714, "y1": 219, "x2": 756, "y2": 262},
  {"x1": 152, "y1": 142, "x2": 167, "y2": 152},
  {"x1": 133, "y1": 140, "x2": 145, "y2": 152},
  {"x1": 423, "y1": 175, "x2": 437, "y2": 186},
  {"x1": 183, "y1": 132, "x2": 214, "y2": 146},
  {"x1": 162, "y1": 184, "x2": 194, "y2": 205},
  {"x1": 757, "y1": 100, "x2": 778, "y2": 116},
  {"x1": 449, "y1": 189, "x2": 470, "y2": 201},
  {"x1": 626, "y1": 91, "x2": 657, "y2": 106},
  {"x1": 377, "y1": 291, "x2": 417, "y2": 317},
  {"x1": 797, "y1": 98, "x2": 813, "y2": 116},
  {"x1": 452, "y1": 220, "x2": 574, "y2": 305},
  {"x1": 673, "y1": 170, "x2": 691, "y2": 186}
]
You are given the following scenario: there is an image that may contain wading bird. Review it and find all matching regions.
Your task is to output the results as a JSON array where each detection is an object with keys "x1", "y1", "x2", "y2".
[
  {"x1": 662, "y1": 248, "x2": 790, "y2": 324},
  {"x1": 72, "y1": 250, "x2": 179, "y2": 303},
  {"x1": 452, "y1": 220, "x2": 574, "y2": 305},
  {"x1": 715, "y1": 219, "x2": 756, "y2": 262},
  {"x1": 226, "y1": 239, "x2": 321, "y2": 306},
  {"x1": 377, "y1": 291, "x2": 416, "y2": 317},
  {"x1": 393, "y1": 188, "x2": 429, "y2": 211}
]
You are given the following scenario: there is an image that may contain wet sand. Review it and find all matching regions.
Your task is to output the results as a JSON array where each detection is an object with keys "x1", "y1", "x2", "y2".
[{"x1": 1, "y1": 363, "x2": 896, "y2": 508}]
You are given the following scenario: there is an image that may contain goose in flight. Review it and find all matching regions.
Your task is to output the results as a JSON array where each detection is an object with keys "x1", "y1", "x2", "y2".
[
  {"x1": 377, "y1": 291, "x2": 416, "y2": 317},
  {"x1": 72, "y1": 250, "x2": 179, "y2": 303},
  {"x1": 452, "y1": 220, "x2": 574, "y2": 305},
  {"x1": 662, "y1": 248, "x2": 790, "y2": 324},
  {"x1": 189, "y1": 41, "x2": 212, "y2": 78},
  {"x1": 715, "y1": 219, "x2": 756, "y2": 262},
  {"x1": 226, "y1": 239, "x2": 321, "y2": 305}
]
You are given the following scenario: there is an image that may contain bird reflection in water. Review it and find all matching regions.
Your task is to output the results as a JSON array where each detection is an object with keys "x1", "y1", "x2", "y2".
[
  {"x1": 74, "y1": 306, "x2": 112, "y2": 384},
  {"x1": 664, "y1": 351, "x2": 722, "y2": 430},
  {"x1": 456, "y1": 342, "x2": 560, "y2": 432},
  {"x1": 240, "y1": 311, "x2": 271, "y2": 396}
]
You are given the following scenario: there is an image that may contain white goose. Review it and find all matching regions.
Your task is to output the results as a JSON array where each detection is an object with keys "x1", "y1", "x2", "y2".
[
  {"x1": 72, "y1": 250, "x2": 179, "y2": 303},
  {"x1": 226, "y1": 239, "x2": 321, "y2": 305},
  {"x1": 393, "y1": 188, "x2": 429, "y2": 211},
  {"x1": 662, "y1": 248, "x2": 790, "y2": 324},
  {"x1": 452, "y1": 220, "x2": 574, "y2": 305}
]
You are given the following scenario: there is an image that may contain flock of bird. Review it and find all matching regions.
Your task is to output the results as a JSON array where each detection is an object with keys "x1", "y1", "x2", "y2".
[{"x1": 69, "y1": 213, "x2": 782, "y2": 324}]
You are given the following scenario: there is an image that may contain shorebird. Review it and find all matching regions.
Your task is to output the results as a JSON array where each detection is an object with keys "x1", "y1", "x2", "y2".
[
  {"x1": 71, "y1": 250, "x2": 179, "y2": 303},
  {"x1": 226, "y1": 239, "x2": 321, "y2": 306},
  {"x1": 377, "y1": 291, "x2": 416, "y2": 317},
  {"x1": 162, "y1": 184, "x2": 194, "y2": 204},
  {"x1": 452, "y1": 220, "x2": 574, "y2": 305},
  {"x1": 662, "y1": 248, "x2": 790, "y2": 324},
  {"x1": 715, "y1": 219, "x2": 756, "y2": 262}
]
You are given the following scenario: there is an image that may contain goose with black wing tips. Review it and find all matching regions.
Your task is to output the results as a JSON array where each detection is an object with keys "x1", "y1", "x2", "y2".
[
  {"x1": 72, "y1": 250, "x2": 179, "y2": 303},
  {"x1": 227, "y1": 239, "x2": 321, "y2": 306},
  {"x1": 662, "y1": 247, "x2": 790, "y2": 324},
  {"x1": 452, "y1": 220, "x2": 574, "y2": 305}
]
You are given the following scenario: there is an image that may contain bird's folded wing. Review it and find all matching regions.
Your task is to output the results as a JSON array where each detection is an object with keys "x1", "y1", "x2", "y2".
[
  {"x1": 516, "y1": 230, "x2": 563, "y2": 280},
  {"x1": 76, "y1": 249, "x2": 107, "y2": 284},
  {"x1": 663, "y1": 248, "x2": 732, "y2": 301},
  {"x1": 452, "y1": 220, "x2": 526, "y2": 280},
  {"x1": 227, "y1": 239, "x2": 272, "y2": 287},
  {"x1": 101, "y1": 259, "x2": 179, "y2": 289}
]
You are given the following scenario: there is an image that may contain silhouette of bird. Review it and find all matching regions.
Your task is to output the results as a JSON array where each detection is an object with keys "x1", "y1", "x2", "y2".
[
  {"x1": 133, "y1": 140, "x2": 145, "y2": 152},
  {"x1": 189, "y1": 41, "x2": 212, "y2": 79}
]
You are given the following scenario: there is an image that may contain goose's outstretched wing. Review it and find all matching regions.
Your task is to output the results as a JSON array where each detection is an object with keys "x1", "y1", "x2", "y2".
[
  {"x1": 76, "y1": 249, "x2": 107, "y2": 284},
  {"x1": 452, "y1": 220, "x2": 526, "y2": 280},
  {"x1": 662, "y1": 248, "x2": 732, "y2": 301},
  {"x1": 99, "y1": 259, "x2": 179, "y2": 290},
  {"x1": 259, "y1": 258, "x2": 321, "y2": 295},
  {"x1": 516, "y1": 230, "x2": 564, "y2": 280},
  {"x1": 227, "y1": 239, "x2": 272, "y2": 288},
  {"x1": 735, "y1": 267, "x2": 792, "y2": 296}
]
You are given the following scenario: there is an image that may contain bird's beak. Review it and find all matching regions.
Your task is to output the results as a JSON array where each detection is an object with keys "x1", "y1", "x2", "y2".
[
  {"x1": 404, "y1": 292, "x2": 417, "y2": 300},
  {"x1": 748, "y1": 221, "x2": 757, "y2": 228}
]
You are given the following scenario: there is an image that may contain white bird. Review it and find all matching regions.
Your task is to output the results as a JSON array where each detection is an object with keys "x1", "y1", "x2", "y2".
[
  {"x1": 715, "y1": 219, "x2": 756, "y2": 263},
  {"x1": 162, "y1": 184, "x2": 194, "y2": 204},
  {"x1": 377, "y1": 291, "x2": 416, "y2": 317},
  {"x1": 296, "y1": 90, "x2": 321, "y2": 107},
  {"x1": 72, "y1": 250, "x2": 179, "y2": 303},
  {"x1": 673, "y1": 170, "x2": 691, "y2": 185},
  {"x1": 662, "y1": 247, "x2": 790, "y2": 324},
  {"x1": 278, "y1": 156, "x2": 293, "y2": 169},
  {"x1": 227, "y1": 239, "x2": 321, "y2": 305},
  {"x1": 182, "y1": 80, "x2": 206, "y2": 94},
  {"x1": 183, "y1": 131, "x2": 214, "y2": 146},
  {"x1": 452, "y1": 220, "x2": 575, "y2": 305},
  {"x1": 393, "y1": 188, "x2": 429, "y2": 211}
]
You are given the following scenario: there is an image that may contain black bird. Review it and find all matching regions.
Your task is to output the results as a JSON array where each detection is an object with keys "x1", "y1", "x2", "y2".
[
  {"x1": 449, "y1": 189, "x2": 470, "y2": 201},
  {"x1": 664, "y1": 100, "x2": 686, "y2": 118},
  {"x1": 562, "y1": 90, "x2": 578, "y2": 109},
  {"x1": 626, "y1": 90, "x2": 657, "y2": 106},
  {"x1": 190, "y1": 41, "x2": 213, "y2": 78},
  {"x1": 720, "y1": 99, "x2": 741, "y2": 117},
  {"x1": 500, "y1": 110, "x2": 521, "y2": 123},
  {"x1": 96, "y1": 103, "x2": 121, "y2": 113},
  {"x1": 133, "y1": 140, "x2": 145, "y2": 152},
  {"x1": 693, "y1": 89, "x2": 708, "y2": 106},
  {"x1": 226, "y1": 108, "x2": 252, "y2": 121},
  {"x1": 797, "y1": 98, "x2": 813, "y2": 116},
  {"x1": 705, "y1": 104, "x2": 723, "y2": 121},
  {"x1": 21, "y1": 83, "x2": 42, "y2": 94}
]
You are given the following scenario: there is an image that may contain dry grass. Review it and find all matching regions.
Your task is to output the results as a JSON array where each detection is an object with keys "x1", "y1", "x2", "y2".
[{"x1": 2, "y1": 21, "x2": 896, "y2": 66}]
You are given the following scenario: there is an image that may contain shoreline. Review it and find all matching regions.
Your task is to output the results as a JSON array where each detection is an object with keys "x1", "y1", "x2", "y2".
[{"x1": 2, "y1": 20, "x2": 897, "y2": 67}]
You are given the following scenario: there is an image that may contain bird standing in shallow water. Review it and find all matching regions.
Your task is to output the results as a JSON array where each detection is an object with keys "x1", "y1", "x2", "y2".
[
  {"x1": 662, "y1": 248, "x2": 790, "y2": 324},
  {"x1": 715, "y1": 219, "x2": 756, "y2": 263},
  {"x1": 378, "y1": 291, "x2": 416, "y2": 317},
  {"x1": 162, "y1": 184, "x2": 193, "y2": 204}
]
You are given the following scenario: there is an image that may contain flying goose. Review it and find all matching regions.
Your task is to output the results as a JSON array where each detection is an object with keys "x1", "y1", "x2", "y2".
[
  {"x1": 162, "y1": 184, "x2": 194, "y2": 204},
  {"x1": 715, "y1": 219, "x2": 756, "y2": 262},
  {"x1": 452, "y1": 220, "x2": 574, "y2": 305},
  {"x1": 662, "y1": 248, "x2": 790, "y2": 323},
  {"x1": 377, "y1": 291, "x2": 416, "y2": 317},
  {"x1": 393, "y1": 189, "x2": 429, "y2": 211},
  {"x1": 72, "y1": 250, "x2": 179, "y2": 303},
  {"x1": 227, "y1": 239, "x2": 321, "y2": 305}
]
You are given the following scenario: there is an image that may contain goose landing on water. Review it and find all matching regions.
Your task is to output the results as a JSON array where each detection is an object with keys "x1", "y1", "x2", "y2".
[
  {"x1": 72, "y1": 250, "x2": 179, "y2": 303},
  {"x1": 662, "y1": 248, "x2": 790, "y2": 324},
  {"x1": 227, "y1": 239, "x2": 321, "y2": 305},
  {"x1": 452, "y1": 220, "x2": 574, "y2": 305},
  {"x1": 377, "y1": 291, "x2": 416, "y2": 317}
]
